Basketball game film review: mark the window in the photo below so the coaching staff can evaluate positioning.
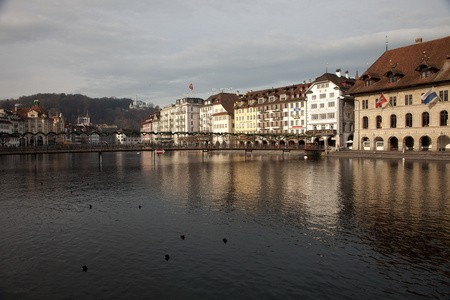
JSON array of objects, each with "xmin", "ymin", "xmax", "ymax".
[
  {"xmin": 320, "ymin": 93, "xmax": 326, "ymax": 99},
  {"xmin": 421, "ymin": 70, "xmax": 432, "ymax": 78},
  {"xmin": 390, "ymin": 114, "xmax": 397, "ymax": 128},
  {"xmin": 365, "ymin": 79, "xmax": 373, "ymax": 86},
  {"xmin": 320, "ymin": 103, "xmax": 325, "ymax": 108},
  {"xmin": 389, "ymin": 75, "xmax": 398, "ymax": 83},
  {"xmin": 405, "ymin": 113, "xmax": 413, "ymax": 127},
  {"xmin": 439, "ymin": 90, "xmax": 448, "ymax": 102},
  {"xmin": 269, "ymin": 96, "xmax": 275, "ymax": 102},
  {"xmin": 422, "ymin": 112, "xmax": 430, "ymax": 127},
  {"xmin": 405, "ymin": 94, "xmax": 412, "ymax": 105},
  {"xmin": 312, "ymin": 114, "xmax": 318, "ymax": 120},
  {"xmin": 328, "ymin": 101, "xmax": 335, "ymax": 107},
  {"xmin": 258, "ymin": 99, "xmax": 264, "ymax": 104},
  {"xmin": 320, "ymin": 113, "xmax": 327, "ymax": 119},
  {"xmin": 312, "ymin": 95, "xmax": 316, "ymax": 100},
  {"xmin": 376, "ymin": 116, "xmax": 382, "ymax": 128},
  {"xmin": 362, "ymin": 116, "xmax": 369, "ymax": 129},
  {"xmin": 441, "ymin": 110, "xmax": 448, "ymax": 126},
  {"xmin": 329, "ymin": 93, "xmax": 335, "ymax": 98},
  {"xmin": 362, "ymin": 99, "xmax": 368, "ymax": 109},
  {"xmin": 327, "ymin": 112, "xmax": 335, "ymax": 119},
  {"xmin": 389, "ymin": 96, "xmax": 397, "ymax": 106}
]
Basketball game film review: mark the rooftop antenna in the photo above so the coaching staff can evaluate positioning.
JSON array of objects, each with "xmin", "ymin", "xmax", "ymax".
[
  {"xmin": 386, "ymin": 35, "xmax": 388, "ymax": 52},
  {"xmin": 326, "ymin": 62, "xmax": 328, "ymax": 73}
]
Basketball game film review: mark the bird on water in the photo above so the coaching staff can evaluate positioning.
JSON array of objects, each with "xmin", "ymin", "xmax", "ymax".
[
  {"xmin": 180, "ymin": 235, "xmax": 185, "ymax": 240},
  {"xmin": 165, "ymin": 254, "xmax": 170, "ymax": 261},
  {"xmin": 82, "ymin": 266, "xmax": 88, "ymax": 272}
]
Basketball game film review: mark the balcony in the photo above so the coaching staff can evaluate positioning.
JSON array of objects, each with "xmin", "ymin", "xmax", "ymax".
[{"xmin": 306, "ymin": 129, "xmax": 336, "ymax": 135}]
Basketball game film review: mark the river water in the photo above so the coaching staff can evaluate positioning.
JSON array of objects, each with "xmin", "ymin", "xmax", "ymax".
[{"xmin": 0, "ymin": 151, "xmax": 449, "ymax": 299}]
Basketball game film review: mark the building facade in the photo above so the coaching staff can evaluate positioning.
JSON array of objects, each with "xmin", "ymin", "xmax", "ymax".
[
  {"xmin": 348, "ymin": 36, "xmax": 450, "ymax": 151},
  {"xmin": 306, "ymin": 70, "xmax": 355, "ymax": 148}
]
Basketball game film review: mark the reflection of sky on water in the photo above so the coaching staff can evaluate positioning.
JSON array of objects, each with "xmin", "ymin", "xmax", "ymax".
[{"xmin": 0, "ymin": 152, "xmax": 448, "ymax": 298}]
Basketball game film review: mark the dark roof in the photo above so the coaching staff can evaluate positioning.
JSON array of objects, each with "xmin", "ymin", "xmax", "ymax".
[
  {"xmin": 312, "ymin": 73, "xmax": 356, "ymax": 90},
  {"xmin": 205, "ymin": 93, "xmax": 239, "ymax": 114},
  {"xmin": 348, "ymin": 36, "xmax": 450, "ymax": 95},
  {"xmin": 240, "ymin": 82, "xmax": 311, "ymax": 106}
]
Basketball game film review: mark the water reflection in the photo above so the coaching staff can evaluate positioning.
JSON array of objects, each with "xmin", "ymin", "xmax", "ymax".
[{"xmin": 0, "ymin": 152, "xmax": 449, "ymax": 299}]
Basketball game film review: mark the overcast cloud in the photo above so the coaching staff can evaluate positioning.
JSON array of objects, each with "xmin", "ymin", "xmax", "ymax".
[{"xmin": 1, "ymin": 0, "xmax": 449, "ymax": 107}]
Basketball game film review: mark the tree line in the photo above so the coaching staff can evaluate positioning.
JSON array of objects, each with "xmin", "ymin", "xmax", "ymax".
[{"xmin": 0, "ymin": 93, "xmax": 159, "ymax": 130}]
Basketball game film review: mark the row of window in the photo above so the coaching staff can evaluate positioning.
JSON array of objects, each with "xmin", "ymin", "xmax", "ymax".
[
  {"xmin": 364, "ymin": 68, "xmax": 435, "ymax": 87},
  {"xmin": 311, "ymin": 92, "xmax": 335, "ymax": 100},
  {"xmin": 362, "ymin": 110, "xmax": 448, "ymax": 129},
  {"xmin": 361, "ymin": 90, "xmax": 449, "ymax": 109},
  {"xmin": 311, "ymin": 113, "xmax": 336, "ymax": 120},
  {"xmin": 257, "ymin": 93, "xmax": 305, "ymax": 104},
  {"xmin": 311, "ymin": 102, "xmax": 335, "ymax": 109}
]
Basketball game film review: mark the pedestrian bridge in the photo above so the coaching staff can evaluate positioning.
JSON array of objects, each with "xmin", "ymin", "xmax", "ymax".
[{"xmin": 0, "ymin": 144, "xmax": 325, "ymax": 155}]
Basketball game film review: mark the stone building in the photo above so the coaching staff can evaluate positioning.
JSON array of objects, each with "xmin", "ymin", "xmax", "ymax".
[{"xmin": 348, "ymin": 36, "xmax": 450, "ymax": 151}]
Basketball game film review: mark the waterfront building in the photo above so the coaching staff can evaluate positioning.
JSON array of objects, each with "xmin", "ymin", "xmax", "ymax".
[
  {"xmin": 240, "ymin": 82, "xmax": 310, "ymax": 147},
  {"xmin": 140, "ymin": 111, "xmax": 160, "ymax": 144},
  {"xmin": 199, "ymin": 97, "xmax": 214, "ymax": 133},
  {"xmin": 115, "ymin": 129, "xmax": 141, "ymax": 145},
  {"xmin": 0, "ymin": 109, "xmax": 22, "ymax": 147},
  {"xmin": 348, "ymin": 36, "xmax": 450, "ymax": 151},
  {"xmin": 208, "ymin": 93, "xmax": 239, "ymax": 146},
  {"xmin": 234, "ymin": 95, "xmax": 257, "ymax": 147},
  {"xmin": 14, "ymin": 100, "xmax": 54, "ymax": 146},
  {"xmin": 306, "ymin": 70, "xmax": 355, "ymax": 149}
]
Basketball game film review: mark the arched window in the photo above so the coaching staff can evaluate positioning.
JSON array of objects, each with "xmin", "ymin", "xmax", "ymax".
[
  {"xmin": 376, "ymin": 116, "xmax": 382, "ymax": 128},
  {"xmin": 422, "ymin": 112, "xmax": 430, "ymax": 127},
  {"xmin": 441, "ymin": 110, "xmax": 448, "ymax": 126},
  {"xmin": 390, "ymin": 114, "xmax": 397, "ymax": 128},
  {"xmin": 405, "ymin": 113, "xmax": 413, "ymax": 127},
  {"xmin": 362, "ymin": 116, "xmax": 369, "ymax": 129}
]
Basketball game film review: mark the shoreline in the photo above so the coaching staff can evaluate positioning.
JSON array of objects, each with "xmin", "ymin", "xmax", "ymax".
[{"xmin": 324, "ymin": 149, "xmax": 450, "ymax": 161}]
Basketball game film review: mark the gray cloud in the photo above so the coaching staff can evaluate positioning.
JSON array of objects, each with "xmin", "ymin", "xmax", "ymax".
[{"xmin": 1, "ymin": 0, "xmax": 449, "ymax": 106}]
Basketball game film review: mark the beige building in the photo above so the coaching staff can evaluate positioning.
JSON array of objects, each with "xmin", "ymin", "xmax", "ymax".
[{"xmin": 348, "ymin": 36, "xmax": 450, "ymax": 151}]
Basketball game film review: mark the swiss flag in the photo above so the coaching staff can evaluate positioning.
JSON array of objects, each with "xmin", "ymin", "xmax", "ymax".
[
  {"xmin": 376, "ymin": 93, "xmax": 387, "ymax": 108},
  {"xmin": 189, "ymin": 83, "xmax": 193, "ymax": 91}
]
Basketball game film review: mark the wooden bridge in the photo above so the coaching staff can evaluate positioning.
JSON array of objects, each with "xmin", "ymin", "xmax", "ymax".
[{"xmin": 0, "ymin": 144, "xmax": 326, "ymax": 156}]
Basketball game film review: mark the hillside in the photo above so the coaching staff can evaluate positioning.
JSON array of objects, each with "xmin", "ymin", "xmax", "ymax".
[{"xmin": 0, "ymin": 93, "xmax": 159, "ymax": 130}]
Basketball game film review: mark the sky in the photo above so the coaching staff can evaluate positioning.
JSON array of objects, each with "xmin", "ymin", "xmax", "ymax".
[{"xmin": 1, "ymin": 0, "xmax": 449, "ymax": 107}]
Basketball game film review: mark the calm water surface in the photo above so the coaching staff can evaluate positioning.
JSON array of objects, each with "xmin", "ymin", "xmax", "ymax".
[{"xmin": 0, "ymin": 151, "xmax": 449, "ymax": 299}]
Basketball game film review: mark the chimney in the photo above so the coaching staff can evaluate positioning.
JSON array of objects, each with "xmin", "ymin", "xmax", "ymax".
[
  {"xmin": 236, "ymin": 90, "xmax": 239, "ymax": 97},
  {"xmin": 415, "ymin": 38, "xmax": 423, "ymax": 44},
  {"xmin": 336, "ymin": 69, "xmax": 341, "ymax": 77},
  {"xmin": 345, "ymin": 70, "xmax": 349, "ymax": 79}
]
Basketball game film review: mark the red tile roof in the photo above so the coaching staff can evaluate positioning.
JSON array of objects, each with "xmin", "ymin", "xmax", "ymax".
[{"xmin": 348, "ymin": 36, "xmax": 450, "ymax": 95}]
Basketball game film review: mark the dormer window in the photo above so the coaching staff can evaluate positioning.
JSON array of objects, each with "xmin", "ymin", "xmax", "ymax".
[
  {"xmin": 384, "ymin": 69, "xmax": 404, "ymax": 83},
  {"xmin": 415, "ymin": 61, "xmax": 439, "ymax": 79},
  {"xmin": 421, "ymin": 70, "xmax": 432, "ymax": 78},
  {"xmin": 389, "ymin": 75, "xmax": 398, "ymax": 83},
  {"xmin": 360, "ymin": 72, "xmax": 380, "ymax": 87}
]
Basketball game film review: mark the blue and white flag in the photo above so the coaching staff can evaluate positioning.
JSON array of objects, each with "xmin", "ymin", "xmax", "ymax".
[{"xmin": 421, "ymin": 87, "xmax": 438, "ymax": 104}]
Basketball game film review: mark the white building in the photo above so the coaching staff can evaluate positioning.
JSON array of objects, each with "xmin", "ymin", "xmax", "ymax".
[{"xmin": 306, "ymin": 70, "xmax": 355, "ymax": 148}]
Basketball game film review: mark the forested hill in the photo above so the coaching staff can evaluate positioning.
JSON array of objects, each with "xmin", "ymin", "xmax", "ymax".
[{"xmin": 0, "ymin": 93, "xmax": 159, "ymax": 130}]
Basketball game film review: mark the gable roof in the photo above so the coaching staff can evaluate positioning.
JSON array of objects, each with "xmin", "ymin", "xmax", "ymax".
[
  {"xmin": 348, "ymin": 36, "xmax": 450, "ymax": 95},
  {"xmin": 311, "ymin": 73, "xmax": 355, "ymax": 90},
  {"xmin": 206, "ymin": 93, "xmax": 239, "ymax": 114}
]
